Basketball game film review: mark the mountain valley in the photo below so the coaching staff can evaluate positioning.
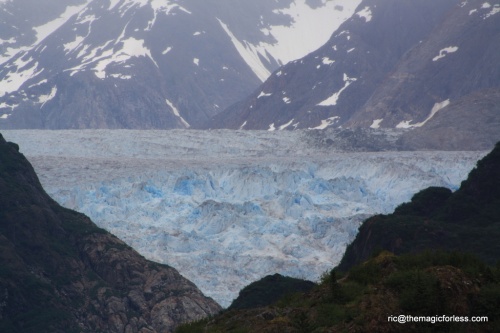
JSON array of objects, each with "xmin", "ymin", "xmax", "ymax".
[
  {"xmin": 1, "ymin": 129, "xmax": 486, "ymax": 307},
  {"xmin": 0, "ymin": 0, "xmax": 499, "ymax": 330}
]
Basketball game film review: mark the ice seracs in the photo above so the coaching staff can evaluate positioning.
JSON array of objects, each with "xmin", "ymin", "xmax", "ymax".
[{"xmin": 1, "ymin": 130, "xmax": 485, "ymax": 307}]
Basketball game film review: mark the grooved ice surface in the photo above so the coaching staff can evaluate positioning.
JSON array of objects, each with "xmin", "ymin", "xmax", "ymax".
[{"xmin": 2, "ymin": 130, "xmax": 485, "ymax": 307}]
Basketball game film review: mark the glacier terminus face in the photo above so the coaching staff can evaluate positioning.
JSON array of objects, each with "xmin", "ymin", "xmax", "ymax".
[{"xmin": 1, "ymin": 130, "xmax": 486, "ymax": 307}]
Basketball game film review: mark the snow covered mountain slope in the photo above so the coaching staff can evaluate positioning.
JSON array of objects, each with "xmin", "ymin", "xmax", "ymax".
[
  {"xmin": 211, "ymin": 0, "xmax": 500, "ymax": 150},
  {"xmin": 0, "ymin": 0, "xmax": 359, "ymax": 129},
  {"xmin": 1, "ymin": 130, "xmax": 485, "ymax": 307},
  {"xmin": 0, "ymin": 0, "xmax": 91, "ymax": 64}
]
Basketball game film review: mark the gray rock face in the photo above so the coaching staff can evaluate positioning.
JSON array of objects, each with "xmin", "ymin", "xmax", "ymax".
[
  {"xmin": 398, "ymin": 88, "xmax": 500, "ymax": 151},
  {"xmin": 347, "ymin": 0, "xmax": 500, "ymax": 129},
  {"xmin": 210, "ymin": 0, "xmax": 500, "ymax": 150},
  {"xmin": 210, "ymin": 0, "xmax": 459, "ymax": 130}
]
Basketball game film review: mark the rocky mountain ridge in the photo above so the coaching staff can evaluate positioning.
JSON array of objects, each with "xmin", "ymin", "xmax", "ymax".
[
  {"xmin": 0, "ymin": 0, "xmax": 358, "ymax": 129},
  {"xmin": 211, "ymin": 0, "xmax": 500, "ymax": 150}
]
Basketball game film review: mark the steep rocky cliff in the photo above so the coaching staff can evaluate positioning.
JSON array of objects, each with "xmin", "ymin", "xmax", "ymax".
[
  {"xmin": 0, "ymin": 133, "xmax": 221, "ymax": 332},
  {"xmin": 209, "ymin": 0, "xmax": 500, "ymax": 150}
]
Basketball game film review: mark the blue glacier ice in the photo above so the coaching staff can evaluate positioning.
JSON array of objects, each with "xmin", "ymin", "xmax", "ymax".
[{"xmin": 1, "ymin": 130, "xmax": 486, "ymax": 307}]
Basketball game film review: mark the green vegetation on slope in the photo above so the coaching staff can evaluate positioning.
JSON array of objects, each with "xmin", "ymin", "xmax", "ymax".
[
  {"xmin": 228, "ymin": 274, "xmax": 316, "ymax": 310},
  {"xmin": 176, "ymin": 251, "xmax": 500, "ymax": 333}
]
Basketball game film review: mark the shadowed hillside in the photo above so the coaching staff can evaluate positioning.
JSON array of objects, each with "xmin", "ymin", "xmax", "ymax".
[
  {"xmin": 0, "ymin": 133, "xmax": 221, "ymax": 333},
  {"xmin": 338, "ymin": 142, "xmax": 500, "ymax": 271}
]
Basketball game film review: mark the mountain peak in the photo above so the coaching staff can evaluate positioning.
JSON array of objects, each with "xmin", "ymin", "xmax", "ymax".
[{"xmin": 0, "ymin": 0, "xmax": 359, "ymax": 130}]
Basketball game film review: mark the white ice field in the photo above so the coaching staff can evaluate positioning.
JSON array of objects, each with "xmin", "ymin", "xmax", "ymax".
[{"xmin": 1, "ymin": 130, "xmax": 486, "ymax": 307}]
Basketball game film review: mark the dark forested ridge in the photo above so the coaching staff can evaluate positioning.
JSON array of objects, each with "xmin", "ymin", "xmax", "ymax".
[
  {"xmin": 0, "ymin": 134, "xmax": 221, "ymax": 333},
  {"xmin": 338, "ymin": 141, "xmax": 500, "ymax": 271},
  {"xmin": 228, "ymin": 274, "xmax": 316, "ymax": 311}
]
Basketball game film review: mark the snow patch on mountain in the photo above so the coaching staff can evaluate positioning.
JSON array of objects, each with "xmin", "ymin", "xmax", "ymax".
[
  {"xmin": 0, "ymin": 56, "xmax": 41, "ymax": 97},
  {"xmin": 257, "ymin": 91, "xmax": 272, "ymax": 98},
  {"xmin": 263, "ymin": 0, "xmax": 362, "ymax": 66},
  {"xmin": 218, "ymin": 0, "xmax": 361, "ymax": 82},
  {"xmin": 91, "ymin": 37, "xmax": 157, "ymax": 79},
  {"xmin": 162, "ymin": 46, "xmax": 172, "ymax": 55},
  {"xmin": 317, "ymin": 73, "xmax": 357, "ymax": 106},
  {"xmin": 108, "ymin": 0, "xmax": 120, "ymax": 10},
  {"xmin": 64, "ymin": 36, "xmax": 85, "ymax": 53},
  {"xmin": 370, "ymin": 119, "xmax": 384, "ymax": 129},
  {"xmin": 33, "ymin": 1, "xmax": 90, "ymax": 45},
  {"xmin": 396, "ymin": 99, "xmax": 451, "ymax": 129},
  {"xmin": 483, "ymin": 3, "xmax": 500, "ymax": 18},
  {"xmin": 217, "ymin": 18, "xmax": 271, "ymax": 82},
  {"xmin": 356, "ymin": 6, "xmax": 373, "ymax": 22},
  {"xmin": 310, "ymin": 116, "xmax": 340, "ymax": 130},
  {"xmin": 37, "ymin": 86, "xmax": 57, "ymax": 107},
  {"xmin": 417, "ymin": 99, "xmax": 451, "ymax": 126},
  {"xmin": 147, "ymin": 0, "xmax": 191, "ymax": 30},
  {"xmin": 166, "ymin": 99, "xmax": 190, "ymax": 128},
  {"xmin": 432, "ymin": 46, "xmax": 459, "ymax": 61},
  {"xmin": 239, "ymin": 121, "xmax": 247, "ymax": 130},
  {"xmin": 322, "ymin": 57, "xmax": 335, "ymax": 65},
  {"xmin": 279, "ymin": 119, "xmax": 295, "ymax": 130}
]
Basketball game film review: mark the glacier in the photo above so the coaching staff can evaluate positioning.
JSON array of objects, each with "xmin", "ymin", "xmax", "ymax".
[{"xmin": 1, "ymin": 130, "xmax": 486, "ymax": 307}]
